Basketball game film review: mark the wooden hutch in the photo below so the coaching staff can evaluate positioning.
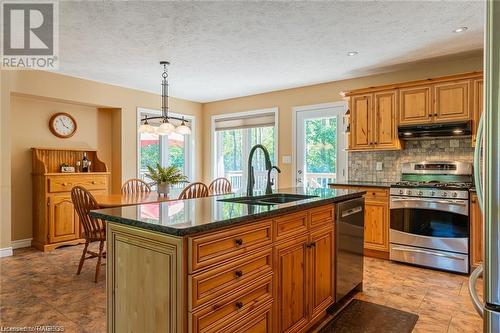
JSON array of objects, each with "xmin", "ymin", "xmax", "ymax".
[{"xmin": 32, "ymin": 148, "xmax": 110, "ymax": 251}]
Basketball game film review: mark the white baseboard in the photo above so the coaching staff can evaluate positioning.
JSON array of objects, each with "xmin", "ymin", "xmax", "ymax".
[
  {"xmin": 11, "ymin": 238, "xmax": 33, "ymax": 249},
  {"xmin": 0, "ymin": 247, "xmax": 13, "ymax": 257}
]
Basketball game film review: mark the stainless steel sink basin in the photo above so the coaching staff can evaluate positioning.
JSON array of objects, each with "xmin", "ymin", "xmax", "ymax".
[{"xmin": 218, "ymin": 193, "xmax": 317, "ymax": 205}]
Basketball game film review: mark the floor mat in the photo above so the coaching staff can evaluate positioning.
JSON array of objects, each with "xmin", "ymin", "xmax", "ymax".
[{"xmin": 319, "ymin": 299, "xmax": 419, "ymax": 333}]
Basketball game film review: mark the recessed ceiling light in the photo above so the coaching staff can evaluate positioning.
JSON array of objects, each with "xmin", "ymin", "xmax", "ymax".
[
  {"xmin": 453, "ymin": 27, "xmax": 468, "ymax": 33},
  {"xmin": 347, "ymin": 51, "xmax": 359, "ymax": 56}
]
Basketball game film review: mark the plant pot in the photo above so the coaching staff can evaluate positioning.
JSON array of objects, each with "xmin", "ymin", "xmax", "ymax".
[{"xmin": 157, "ymin": 182, "xmax": 170, "ymax": 196}]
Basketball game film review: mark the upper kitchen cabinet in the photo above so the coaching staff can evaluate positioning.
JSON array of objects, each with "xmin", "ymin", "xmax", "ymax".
[
  {"xmin": 350, "ymin": 94, "xmax": 372, "ymax": 150},
  {"xmin": 399, "ymin": 86, "xmax": 432, "ymax": 125},
  {"xmin": 349, "ymin": 90, "xmax": 401, "ymax": 151},
  {"xmin": 433, "ymin": 80, "xmax": 471, "ymax": 122},
  {"xmin": 344, "ymin": 71, "xmax": 483, "ymax": 150}
]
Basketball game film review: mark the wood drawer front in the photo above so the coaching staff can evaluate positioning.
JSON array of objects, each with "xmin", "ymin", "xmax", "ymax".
[
  {"xmin": 49, "ymin": 175, "xmax": 108, "ymax": 193},
  {"xmin": 329, "ymin": 185, "xmax": 388, "ymax": 201},
  {"xmin": 274, "ymin": 212, "xmax": 308, "ymax": 241},
  {"xmin": 189, "ymin": 220, "xmax": 273, "ymax": 273},
  {"xmin": 309, "ymin": 205, "xmax": 334, "ymax": 230},
  {"xmin": 364, "ymin": 189, "xmax": 388, "ymax": 201},
  {"xmin": 190, "ymin": 275, "xmax": 273, "ymax": 333},
  {"xmin": 221, "ymin": 300, "xmax": 273, "ymax": 333},
  {"xmin": 190, "ymin": 249, "xmax": 273, "ymax": 310}
]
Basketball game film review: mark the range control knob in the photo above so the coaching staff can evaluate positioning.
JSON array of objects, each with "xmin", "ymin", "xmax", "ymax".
[
  {"xmin": 430, "ymin": 191, "xmax": 436, "ymax": 196},
  {"xmin": 418, "ymin": 191, "xmax": 423, "ymax": 196},
  {"xmin": 399, "ymin": 189, "xmax": 404, "ymax": 195},
  {"xmin": 452, "ymin": 192, "xmax": 458, "ymax": 198},
  {"xmin": 443, "ymin": 192, "xmax": 448, "ymax": 197},
  {"xmin": 407, "ymin": 190, "xmax": 412, "ymax": 195}
]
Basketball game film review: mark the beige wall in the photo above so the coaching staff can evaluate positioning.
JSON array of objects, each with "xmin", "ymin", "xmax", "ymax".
[
  {"xmin": 1, "ymin": 70, "xmax": 203, "ymax": 247},
  {"xmin": 10, "ymin": 95, "xmax": 114, "ymax": 241},
  {"xmin": 201, "ymin": 53, "xmax": 484, "ymax": 187}
]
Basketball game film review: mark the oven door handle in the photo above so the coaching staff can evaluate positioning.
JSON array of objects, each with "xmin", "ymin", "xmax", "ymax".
[
  {"xmin": 391, "ymin": 246, "xmax": 467, "ymax": 261},
  {"xmin": 390, "ymin": 198, "xmax": 467, "ymax": 206}
]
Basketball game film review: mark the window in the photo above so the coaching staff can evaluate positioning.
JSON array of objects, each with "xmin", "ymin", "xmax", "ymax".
[
  {"xmin": 138, "ymin": 108, "xmax": 194, "ymax": 187},
  {"xmin": 213, "ymin": 109, "xmax": 278, "ymax": 192}
]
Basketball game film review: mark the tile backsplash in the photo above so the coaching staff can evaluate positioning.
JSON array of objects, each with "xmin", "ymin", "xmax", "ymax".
[{"xmin": 348, "ymin": 138, "xmax": 474, "ymax": 182}]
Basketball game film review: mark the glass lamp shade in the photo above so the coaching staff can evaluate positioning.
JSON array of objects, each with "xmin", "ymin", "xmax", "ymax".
[
  {"xmin": 157, "ymin": 121, "xmax": 175, "ymax": 135},
  {"xmin": 138, "ymin": 123, "xmax": 155, "ymax": 134},
  {"xmin": 175, "ymin": 123, "xmax": 191, "ymax": 135}
]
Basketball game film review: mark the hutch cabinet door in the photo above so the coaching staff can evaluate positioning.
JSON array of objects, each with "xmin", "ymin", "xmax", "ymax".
[
  {"xmin": 274, "ymin": 234, "xmax": 309, "ymax": 333},
  {"xmin": 363, "ymin": 200, "xmax": 389, "ymax": 252},
  {"xmin": 308, "ymin": 226, "xmax": 334, "ymax": 321},
  {"xmin": 398, "ymin": 86, "xmax": 432, "ymax": 125},
  {"xmin": 433, "ymin": 80, "xmax": 471, "ymax": 122},
  {"xmin": 48, "ymin": 195, "xmax": 79, "ymax": 243},
  {"xmin": 350, "ymin": 94, "xmax": 373, "ymax": 149},
  {"xmin": 373, "ymin": 90, "xmax": 399, "ymax": 149}
]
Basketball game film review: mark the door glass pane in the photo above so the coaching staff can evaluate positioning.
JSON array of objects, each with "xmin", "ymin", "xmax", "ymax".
[
  {"xmin": 139, "ymin": 132, "xmax": 160, "ymax": 182},
  {"xmin": 168, "ymin": 132, "xmax": 186, "ymax": 188},
  {"xmin": 216, "ymin": 126, "xmax": 276, "ymax": 191},
  {"xmin": 304, "ymin": 117, "xmax": 337, "ymax": 188}
]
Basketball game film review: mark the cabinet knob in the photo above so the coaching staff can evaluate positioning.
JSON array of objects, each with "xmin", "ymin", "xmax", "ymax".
[
  {"xmin": 62, "ymin": 183, "xmax": 67, "ymax": 186},
  {"xmin": 235, "ymin": 301, "xmax": 243, "ymax": 309},
  {"xmin": 235, "ymin": 238, "xmax": 243, "ymax": 246},
  {"xmin": 235, "ymin": 270, "xmax": 243, "ymax": 278},
  {"xmin": 428, "ymin": 114, "xmax": 432, "ymax": 117},
  {"xmin": 92, "ymin": 181, "xmax": 96, "ymax": 184},
  {"xmin": 434, "ymin": 113, "xmax": 438, "ymax": 116}
]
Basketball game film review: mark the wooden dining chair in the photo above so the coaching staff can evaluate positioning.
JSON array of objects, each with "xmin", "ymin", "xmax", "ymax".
[
  {"xmin": 71, "ymin": 186, "xmax": 106, "ymax": 283},
  {"xmin": 208, "ymin": 177, "xmax": 232, "ymax": 195},
  {"xmin": 178, "ymin": 182, "xmax": 209, "ymax": 200},
  {"xmin": 121, "ymin": 178, "xmax": 151, "ymax": 194}
]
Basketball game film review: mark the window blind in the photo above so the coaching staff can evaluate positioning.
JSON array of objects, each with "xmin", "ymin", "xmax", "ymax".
[{"xmin": 214, "ymin": 112, "xmax": 275, "ymax": 131}]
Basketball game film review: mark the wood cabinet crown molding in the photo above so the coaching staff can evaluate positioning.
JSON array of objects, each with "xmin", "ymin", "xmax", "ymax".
[{"xmin": 342, "ymin": 71, "xmax": 483, "ymax": 97}]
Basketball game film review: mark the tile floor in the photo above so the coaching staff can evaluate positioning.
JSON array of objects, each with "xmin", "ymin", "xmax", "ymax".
[{"xmin": 0, "ymin": 245, "xmax": 483, "ymax": 332}]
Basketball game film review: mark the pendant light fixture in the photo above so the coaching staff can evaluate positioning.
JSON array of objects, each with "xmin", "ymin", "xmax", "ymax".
[{"xmin": 138, "ymin": 61, "xmax": 191, "ymax": 135}]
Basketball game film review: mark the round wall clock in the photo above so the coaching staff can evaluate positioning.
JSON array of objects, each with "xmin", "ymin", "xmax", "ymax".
[{"xmin": 49, "ymin": 112, "xmax": 77, "ymax": 138}]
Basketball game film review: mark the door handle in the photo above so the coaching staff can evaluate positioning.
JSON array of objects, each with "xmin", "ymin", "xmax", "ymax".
[{"xmin": 468, "ymin": 264, "xmax": 484, "ymax": 317}]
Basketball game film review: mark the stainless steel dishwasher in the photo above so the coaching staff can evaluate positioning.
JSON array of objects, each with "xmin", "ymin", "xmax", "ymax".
[{"xmin": 335, "ymin": 197, "xmax": 365, "ymax": 301}]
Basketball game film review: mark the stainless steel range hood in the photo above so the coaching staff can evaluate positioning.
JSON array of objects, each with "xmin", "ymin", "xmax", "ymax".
[{"xmin": 398, "ymin": 121, "xmax": 471, "ymax": 139}]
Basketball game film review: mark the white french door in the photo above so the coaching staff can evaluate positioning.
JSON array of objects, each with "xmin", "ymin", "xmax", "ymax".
[{"xmin": 295, "ymin": 103, "xmax": 348, "ymax": 188}]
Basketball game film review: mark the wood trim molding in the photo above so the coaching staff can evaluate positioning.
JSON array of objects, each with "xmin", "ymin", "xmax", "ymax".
[
  {"xmin": 343, "ymin": 71, "xmax": 483, "ymax": 97},
  {"xmin": 11, "ymin": 238, "xmax": 33, "ymax": 249}
]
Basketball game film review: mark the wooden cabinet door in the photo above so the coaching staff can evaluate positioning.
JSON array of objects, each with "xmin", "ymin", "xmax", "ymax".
[
  {"xmin": 274, "ymin": 235, "xmax": 309, "ymax": 333},
  {"xmin": 399, "ymin": 86, "xmax": 432, "ymax": 125},
  {"xmin": 433, "ymin": 80, "xmax": 471, "ymax": 122},
  {"xmin": 364, "ymin": 200, "xmax": 389, "ymax": 252},
  {"xmin": 48, "ymin": 195, "xmax": 79, "ymax": 243},
  {"xmin": 308, "ymin": 226, "xmax": 334, "ymax": 321},
  {"xmin": 350, "ymin": 94, "xmax": 373, "ymax": 149},
  {"xmin": 472, "ymin": 78, "xmax": 484, "ymax": 145},
  {"xmin": 470, "ymin": 193, "xmax": 484, "ymax": 267},
  {"xmin": 374, "ymin": 90, "xmax": 399, "ymax": 149}
]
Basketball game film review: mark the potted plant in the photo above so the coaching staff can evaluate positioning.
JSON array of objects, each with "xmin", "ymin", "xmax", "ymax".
[{"xmin": 145, "ymin": 163, "xmax": 188, "ymax": 196}]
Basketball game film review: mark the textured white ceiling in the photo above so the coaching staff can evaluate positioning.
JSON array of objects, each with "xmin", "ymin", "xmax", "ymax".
[{"xmin": 56, "ymin": 1, "xmax": 484, "ymax": 102}]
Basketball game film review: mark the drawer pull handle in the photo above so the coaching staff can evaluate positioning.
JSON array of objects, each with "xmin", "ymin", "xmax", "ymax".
[
  {"xmin": 235, "ymin": 270, "xmax": 243, "ymax": 278},
  {"xmin": 235, "ymin": 238, "xmax": 243, "ymax": 246},
  {"xmin": 92, "ymin": 181, "xmax": 96, "ymax": 184},
  {"xmin": 235, "ymin": 301, "xmax": 243, "ymax": 309}
]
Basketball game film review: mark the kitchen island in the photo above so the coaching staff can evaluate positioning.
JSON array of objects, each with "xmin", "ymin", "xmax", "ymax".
[{"xmin": 91, "ymin": 187, "xmax": 365, "ymax": 333}]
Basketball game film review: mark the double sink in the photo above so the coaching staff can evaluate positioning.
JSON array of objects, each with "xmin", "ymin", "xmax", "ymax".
[{"xmin": 218, "ymin": 193, "xmax": 317, "ymax": 206}]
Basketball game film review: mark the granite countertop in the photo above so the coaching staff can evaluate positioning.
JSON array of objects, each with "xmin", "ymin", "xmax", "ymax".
[
  {"xmin": 90, "ymin": 187, "xmax": 365, "ymax": 236},
  {"xmin": 328, "ymin": 181, "xmax": 393, "ymax": 188}
]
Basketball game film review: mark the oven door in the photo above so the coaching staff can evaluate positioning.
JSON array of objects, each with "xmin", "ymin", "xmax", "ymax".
[{"xmin": 390, "ymin": 196, "xmax": 469, "ymax": 254}]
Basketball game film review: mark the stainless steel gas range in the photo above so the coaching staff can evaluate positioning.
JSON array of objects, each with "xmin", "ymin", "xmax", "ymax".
[{"xmin": 389, "ymin": 161, "xmax": 472, "ymax": 273}]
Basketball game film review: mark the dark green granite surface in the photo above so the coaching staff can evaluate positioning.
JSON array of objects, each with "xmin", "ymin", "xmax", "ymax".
[
  {"xmin": 328, "ymin": 181, "xmax": 393, "ymax": 188},
  {"xmin": 90, "ymin": 187, "xmax": 365, "ymax": 236}
]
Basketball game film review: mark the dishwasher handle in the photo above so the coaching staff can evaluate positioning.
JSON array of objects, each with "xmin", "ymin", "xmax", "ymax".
[{"xmin": 341, "ymin": 206, "xmax": 363, "ymax": 218}]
